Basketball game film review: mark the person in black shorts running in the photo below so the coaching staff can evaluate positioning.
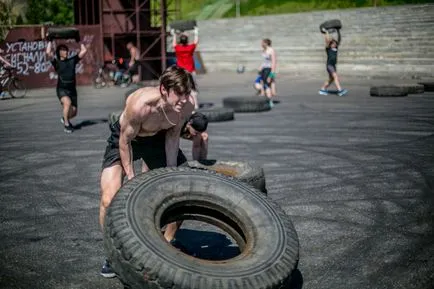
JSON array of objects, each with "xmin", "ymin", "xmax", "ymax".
[
  {"xmin": 318, "ymin": 30, "xmax": 347, "ymax": 96},
  {"xmin": 46, "ymin": 41, "xmax": 87, "ymax": 133}
]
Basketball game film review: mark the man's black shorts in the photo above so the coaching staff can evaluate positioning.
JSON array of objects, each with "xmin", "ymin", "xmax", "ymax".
[
  {"xmin": 101, "ymin": 120, "xmax": 187, "ymax": 170},
  {"xmin": 57, "ymin": 86, "xmax": 78, "ymax": 107},
  {"xmin": 327, "ymin": 64, "xmax": 337, "ymax": 75},
  {"xmin": 128, "ymin": 62, "xmax": 140, "ymax": 76}
]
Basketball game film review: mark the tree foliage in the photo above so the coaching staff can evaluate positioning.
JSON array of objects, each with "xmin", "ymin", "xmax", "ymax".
[
  {"xmin": 26, "ymin": 0, "xmax": 74, "ymax": 25},
  {"xmin": 0, "ymin": 0, "xmax": 73, "ymax": 42},
  {"xmin": 0, "ymin": 0, "xmax": 27, "ymax": 42}
]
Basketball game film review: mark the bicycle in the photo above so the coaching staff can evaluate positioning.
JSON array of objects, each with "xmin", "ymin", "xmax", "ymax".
[{"xmin": 0, "ymin": 67, "xmax": 27, "ymax": 99}]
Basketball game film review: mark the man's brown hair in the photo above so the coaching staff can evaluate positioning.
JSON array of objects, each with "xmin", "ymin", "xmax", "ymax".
[{"xmin": 159, "ymin": 65, "xmax": 194, "ymax": 96}]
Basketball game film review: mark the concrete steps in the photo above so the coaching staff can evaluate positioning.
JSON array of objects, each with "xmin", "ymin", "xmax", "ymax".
[{"xmin": 194, "ymin": 4, "xmax": 434, "ymax": 79}]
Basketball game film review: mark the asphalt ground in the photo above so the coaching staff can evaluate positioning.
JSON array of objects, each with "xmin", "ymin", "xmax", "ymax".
[{"xmin": 0, "ymin": 72, "xmax": 433, "ymax": 289}]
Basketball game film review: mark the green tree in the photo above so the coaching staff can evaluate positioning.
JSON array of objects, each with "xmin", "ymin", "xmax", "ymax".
[
  {"xmin": 0, "ymin": 0, "xmax": 27, "ymax": 41},
  {"xmin": 25, "ymin": 0, "xmax": 73, "ymax": 25}
]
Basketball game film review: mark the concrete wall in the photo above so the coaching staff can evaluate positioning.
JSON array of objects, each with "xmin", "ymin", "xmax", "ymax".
[{"xmin": 175, "ymin": 4, "xmax": 434, "ymax": 79}]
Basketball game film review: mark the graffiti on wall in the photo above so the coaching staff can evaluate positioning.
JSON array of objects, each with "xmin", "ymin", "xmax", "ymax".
[
  {"xmin": 3, "ymin": 40, "xmax": 51, "ymax": 76},
  {"xmin": 4, "ymin": 34, "xmax": 96, "ymax": 77},
  {"xmin": 0, "ymin": 25, "xmax": 102, "ymax": 88}
]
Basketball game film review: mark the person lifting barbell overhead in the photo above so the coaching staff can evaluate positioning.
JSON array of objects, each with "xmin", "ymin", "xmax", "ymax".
[
  {"xmin": 45, "ymin": 37, "xmax": 88, "ymax": 133},
  {"xmin": 318, "ymin": 27, "xmax": 348, "ymax": 96}
]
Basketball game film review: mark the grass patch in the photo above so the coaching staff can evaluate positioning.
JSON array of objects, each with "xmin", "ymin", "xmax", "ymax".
[{"xmin": 168, "ymin": 0, "xmax": 434, "ymax": 21}]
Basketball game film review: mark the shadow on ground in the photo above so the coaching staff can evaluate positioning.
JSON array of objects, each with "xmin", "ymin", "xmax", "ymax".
[
  {"xmin": 174, "ymin": 228, "xmax": 303, "ymax": 289},
  {"xmin": 73, "ymin": 118, "xmax": 108, "ymax": 130}
]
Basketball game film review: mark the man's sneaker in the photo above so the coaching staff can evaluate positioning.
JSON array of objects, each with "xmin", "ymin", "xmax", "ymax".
[
  {"xmin": 64, "ymin": 123, "xmax": 73, "ymax": 133},
  {"xmin": 318, "ymin": 89, "xmax": 328, "ymax": 95},
  {"xmin": 337, "ymin": 89, "xmax": 348, "ymax": 96},
  {"xmin": 100, "ymin": 259, "xmax": 116, "ymax": 278}
]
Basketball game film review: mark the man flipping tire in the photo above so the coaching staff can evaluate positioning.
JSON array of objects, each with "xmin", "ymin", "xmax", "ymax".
[{"xmin": 99, "ymin": 66, "xmax": 195, "ymax": 278}]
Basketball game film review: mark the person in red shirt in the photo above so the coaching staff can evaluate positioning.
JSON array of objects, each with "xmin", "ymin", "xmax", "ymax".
[{"xmin": 172, "ymin": 27, "xmax": 199, "ymax": 110}]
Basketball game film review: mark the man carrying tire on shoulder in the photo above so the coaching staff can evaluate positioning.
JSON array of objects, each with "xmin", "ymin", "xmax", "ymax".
[
  {"xmin": 46, "ymin": 40, "xmax": 87, "ymax": 133},
  {"xmin": 318, "ymin": 29, "xmax": 348, "ymax": 97},
  {"xmin": 99, "ymin": 65, "xmax": 195, "ymax": 278}
]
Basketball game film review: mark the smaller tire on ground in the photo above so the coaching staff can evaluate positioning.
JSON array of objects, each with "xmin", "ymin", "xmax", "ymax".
[
  {"xmin": 418, "ymin": 82, "xmax": 434, "ymax": 92},
  {"xmin": 185, "ymin": 159, "xmax": 267, "ymax": 194},
  {"xmin": 395, "ymin": 84, "xmax": 425, "ymax": 94},
  {"xmin": 223, "ymin": 96, "xmax": 271, "ymax": 113},
  {"xmin": 196, "ymin": 107, "xmax": 234, "ymax": 122},
  {"xmin": 370, "ymin": 86, "xmax": 408, "ymax": 97}
]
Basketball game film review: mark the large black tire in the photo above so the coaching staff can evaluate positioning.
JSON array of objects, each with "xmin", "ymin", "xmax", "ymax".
[
  {"xmin": 170, "ymin": 20, "xmax": 197, "ymax": 31},
  {"xmin": 223, "ymin": 96, "xmax": 271, "ymax": 113},
  {"xmin": 418, "ymin": 82, "xmax": 434, "ymax": 92},
  {"xmin": 319, "ymin": 19, "xmax": 342, "ymax": 33},
  {"xmin": 370, "ymin": 86, "xmax": 408, "ymax": 97},
  {"xmin": 396, "ymin": 84, "xmax": 424, "ymax": 94},
  {"xmin": 185, "ymin": 159, "xmax": 267, "ymax": 194},
  {"xmin": 8, "ymin": 78, "xmax": 27, "ymax": 98},
  {"xmin": 104, "ymin": 167, "xmax": 299, "ymax": 289},
  {"xmin": 46, "ymin": 27, "xmax": 80, "ymax": 42},
  {"xmin": 196, "ymin": 107, "xmax": 234, "ymax": 122}
]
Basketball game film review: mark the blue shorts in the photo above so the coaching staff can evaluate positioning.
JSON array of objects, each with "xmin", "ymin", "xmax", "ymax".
[{"xmin": 254, "ymin": 75, "xmax": 269, "ymax": 89}]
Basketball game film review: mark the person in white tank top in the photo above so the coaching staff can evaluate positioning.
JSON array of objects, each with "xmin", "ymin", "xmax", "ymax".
[{"xmin": 254, "ymin": 39, "xmax": 277, "ymax": 107}]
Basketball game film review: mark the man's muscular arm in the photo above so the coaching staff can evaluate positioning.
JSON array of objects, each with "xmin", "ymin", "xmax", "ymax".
[{"xmin": 119, "ymin": 105, "xmax": 149, "ymax": 180}]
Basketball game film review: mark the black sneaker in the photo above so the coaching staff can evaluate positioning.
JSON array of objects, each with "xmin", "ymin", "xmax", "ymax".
[
  {"xmin": 64, "ymin": 123, "xmax": 73, "ymax": 133},
  {"xmin": 100, "ymin": 259, "xmax": 116, "ymax": 278}
]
